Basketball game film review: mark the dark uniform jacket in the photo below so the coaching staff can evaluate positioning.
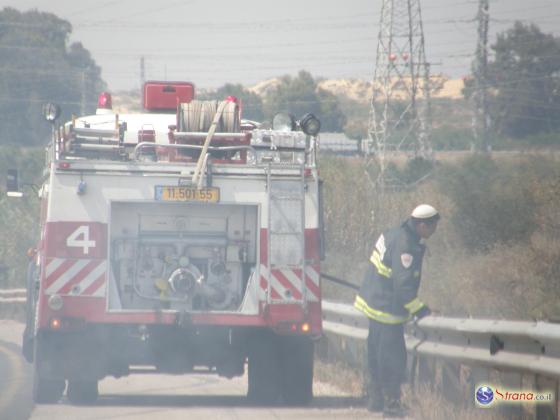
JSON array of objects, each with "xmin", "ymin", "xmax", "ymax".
[{"xmin": 354, "ymin": 219, "xmax": 427, "ymax": 324}]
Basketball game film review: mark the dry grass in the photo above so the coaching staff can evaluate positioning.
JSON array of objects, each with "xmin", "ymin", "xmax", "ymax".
[
  {"xmin": 314, "ymin": 360, "xmax": 508, "ymax": 419},
  {"xmin": 314, "ymin": 359, "xmax": 364, "ymax": 397},
  {"xmin": 404, "ymin": 385, "xmax": 507, "ymax": 420}
]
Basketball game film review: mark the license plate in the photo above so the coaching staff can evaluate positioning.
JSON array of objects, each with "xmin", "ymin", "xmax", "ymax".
[{"xmin": 154, "ymin": 186, "xmax": 220, "ymax": 202}]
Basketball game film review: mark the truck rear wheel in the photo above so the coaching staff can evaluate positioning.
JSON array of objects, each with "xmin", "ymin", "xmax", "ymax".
[
  {"xmin": 67, "ymin": 380, "xmax": 99, "ymax": 404},
  {"xmin": 32, "ymin": 373, "xmax": 65, "ymax": 404},
  {"xmin": 22, "ymin": 261, "xmax": 37, "ymax": 363},
  {"xmin": 280, "ymin": 336, "xmax": 314, "ymax": 406},
  {"xmin": 247, "ymin": 332, "xmax": 281, "ymax": 405},
  {"xmin": 32, "ymin": 338, "xmax": 65, "ymax": 404}
]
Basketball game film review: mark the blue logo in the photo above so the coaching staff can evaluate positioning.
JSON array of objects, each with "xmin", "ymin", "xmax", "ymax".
[{"xmin": 476, "ymin": 386, "xmax": 494, "ymax": 405}]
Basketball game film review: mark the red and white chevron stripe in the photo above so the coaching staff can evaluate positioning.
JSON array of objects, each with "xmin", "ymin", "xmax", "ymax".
[
  {"xmin": 44, "ymin": 258, "xmax": 107, "ymax": 297},
  {"xmin": 259, "ymin": 264, "xmax": 320, "ymax": 302}
]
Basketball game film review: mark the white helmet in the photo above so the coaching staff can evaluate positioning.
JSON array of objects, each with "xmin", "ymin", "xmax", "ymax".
[{"xmin": 411, "ymin": 204, "xmax": 440, "ymax": 221}]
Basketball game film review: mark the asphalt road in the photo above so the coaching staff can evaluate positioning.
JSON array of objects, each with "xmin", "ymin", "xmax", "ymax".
[
  {"xmin": 0, "ymin": 322, "xmax": 33, "ymax": 420},
  {"xmin": 0, "ymin": 320, "xmax": 375, "ymax": 420}
]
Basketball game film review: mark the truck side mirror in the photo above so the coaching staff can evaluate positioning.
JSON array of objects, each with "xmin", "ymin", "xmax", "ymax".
[
  {"xmin": 7, "ymin": 169, "xmax": 23, "ymax": 198},
  {"xmin": 42, "ymin": 103, "xmax": 61, "ymax": 123}
]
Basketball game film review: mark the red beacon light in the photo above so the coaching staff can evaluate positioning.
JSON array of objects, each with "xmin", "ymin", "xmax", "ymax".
[
  {"xmin": 224, "ymin": 95, "xmax": 242, "ymax": 119},
  {"xmin": 96, "ymin": 92, "xmax": 113, "ymax": 114}
]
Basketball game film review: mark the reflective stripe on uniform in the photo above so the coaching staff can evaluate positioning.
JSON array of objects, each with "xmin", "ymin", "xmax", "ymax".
[
  {"xmin": 404, "ymin": 297, "xmax": 424, "ymax": 314},
  {"xmin": 354, "ymin": 295, "xmax": 410, "ymax": 324},
  {"xmin": 370, "ymin": 250, "xmax": 392, "ymax": 278}
]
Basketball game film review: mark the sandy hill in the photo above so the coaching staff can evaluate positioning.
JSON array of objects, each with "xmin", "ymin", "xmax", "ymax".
[{"xmin": 249, "ymin": 76, "xmax": 465, "ymax": 103}]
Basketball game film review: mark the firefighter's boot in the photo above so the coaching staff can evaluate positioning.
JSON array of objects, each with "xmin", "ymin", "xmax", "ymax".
[
  {"xmin": 383, "ymin": 398, "xmax": 407, "ymax": 418},
  {"xmin": 366, "ymin": 382, "xmax": 384, "ymax": 412}
]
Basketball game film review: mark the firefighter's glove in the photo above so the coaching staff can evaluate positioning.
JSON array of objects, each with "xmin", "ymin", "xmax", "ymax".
[{"xmin": 414, "ymin": 305, "xmax": 431, "ymax": 320}]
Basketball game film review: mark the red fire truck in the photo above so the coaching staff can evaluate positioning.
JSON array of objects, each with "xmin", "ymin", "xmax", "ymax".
[{"xmin": 12, "ymin": 81, "xmax": 324, "ymax": 405}]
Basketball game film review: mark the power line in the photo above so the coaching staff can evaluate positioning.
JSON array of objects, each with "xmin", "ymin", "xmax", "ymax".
[{"xmin": 65, "ymin": 0, "xmax": 124, "ymax": 18}]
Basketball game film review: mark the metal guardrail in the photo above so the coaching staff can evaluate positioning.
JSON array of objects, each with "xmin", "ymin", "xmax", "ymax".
[
  {"xmin": 322, "ymin": 300, "xmax": 560, "ymax": 377},
  {"xmin": 321, "ymin": 300, "xmax": 560, "ymax": 418},
  {"xmin": 0, "ymin": 288, "xmax": 26, "ymax": 303}
]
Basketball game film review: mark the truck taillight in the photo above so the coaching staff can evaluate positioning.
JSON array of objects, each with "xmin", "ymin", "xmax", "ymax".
[
  {"xmin": 48, "ymin": 316, "xmax": 86, "ymax": 331},
  {"xmin": 97, "ymin": 92, "xmax": 112, "ymax": 110},
  {"xmin": 276, "ymin": 321, "xmax": 311, "ymax": 335},
  {"xmin": 50, "ymin": 318, "xmax": 62, "ymax": 330}
]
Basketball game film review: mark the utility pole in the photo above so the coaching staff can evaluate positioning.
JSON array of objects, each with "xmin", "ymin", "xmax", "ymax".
[
  {"xmin": 367, "ymin": 0, "xmax": 433, "ymax": 185},
  {"xmin": 80, "ymin": 70, "xmax": 86, "ymax": 116},
  {"xmin": 472, "ymin": 0, "xmax": 490, "ymax": 152},
  {"xmin": 140, "ymin": 56, "xmax": 146, "ymax": 88}
]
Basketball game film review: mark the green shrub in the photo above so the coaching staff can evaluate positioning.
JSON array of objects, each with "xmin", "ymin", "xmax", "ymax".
[
  {"xmin": 401, "ymin": 157, "xmax": 434, "ymax": 185},
  {"xmin": 522, "ymin": 131, "xmax": 560, "ymax": 147},
  {"xmin": 436, "ymin": 155, "xmax": 538, "ymax": 250},
  {"xmin": 431, "ymin": 126, "xmax": 472, "ymax": 150},
  {"xmin": 0, "ymin": 146, "xmax": 43, "ymax": 288}
]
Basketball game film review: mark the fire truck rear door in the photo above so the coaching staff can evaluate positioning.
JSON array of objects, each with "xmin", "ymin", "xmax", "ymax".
[{"xmin": 266, "ymin": 165, "xmax": 306, "ymax": 305}]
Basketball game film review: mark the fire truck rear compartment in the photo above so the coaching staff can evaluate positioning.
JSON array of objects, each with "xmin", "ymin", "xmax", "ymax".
[{"xmin": 109, "ymin": 201, "xmax": 258, "ymax": 312}]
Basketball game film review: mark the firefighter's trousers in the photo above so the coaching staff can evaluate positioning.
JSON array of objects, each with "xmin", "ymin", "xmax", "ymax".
[{"xmin": 367, "ymin": 319, "xmax": 406, "ymax": 401}]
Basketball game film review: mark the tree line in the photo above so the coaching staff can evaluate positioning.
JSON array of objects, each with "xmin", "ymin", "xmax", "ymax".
[
  {"xmin": 463, "ymin": 22, "xmax": 560, "ymax": 143},
  {"xmin": 0, "ymin": 8, "xmax": 105, "ymax": 145}
]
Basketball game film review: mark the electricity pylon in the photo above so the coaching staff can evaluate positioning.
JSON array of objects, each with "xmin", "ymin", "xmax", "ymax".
[{"xmin": 367, "ymin": 0, "xmax": 433, "ymax": 184}]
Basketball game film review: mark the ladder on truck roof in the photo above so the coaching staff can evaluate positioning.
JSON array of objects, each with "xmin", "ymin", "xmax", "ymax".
[
  {"xmin": 58, "ymin": 122, "xmax": 126, "ymax": 160},
  {"xmin": 266, "ymin": 164, "xmax": 307, "ymax": 305}
]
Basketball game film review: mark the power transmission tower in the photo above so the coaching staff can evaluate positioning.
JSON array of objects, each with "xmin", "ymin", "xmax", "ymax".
[
  {"xmin": 472, "ymin": 0, "xmax": 490, "ymax": 152},
  {"xmin": 367, "ymin": 0, "xmax": 433, "ymax": 184}
]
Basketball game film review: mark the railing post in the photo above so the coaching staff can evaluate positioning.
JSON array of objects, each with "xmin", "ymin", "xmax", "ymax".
[
  {"xmin": 535, "ymin": 374, "xmax": 558, "ymax": 420},
  {"xmin": 440, "ymin": 361, "xmax": 463, "ymax": 405}
]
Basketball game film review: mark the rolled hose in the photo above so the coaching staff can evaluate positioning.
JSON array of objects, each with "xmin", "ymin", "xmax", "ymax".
[{"xmin": 179, "ymin": 100, "xmax": 239, "ymax": 133}]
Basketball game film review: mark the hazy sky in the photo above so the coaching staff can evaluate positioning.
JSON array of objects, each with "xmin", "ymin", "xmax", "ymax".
[{"xmin": 3, "ymin": 0, "xmax": 560, "ymax": 92}]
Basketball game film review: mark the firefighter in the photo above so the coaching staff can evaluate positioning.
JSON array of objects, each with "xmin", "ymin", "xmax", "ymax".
[{"xmin": 354, "ymin": 204, "xmax": 440, "ymax": 417}]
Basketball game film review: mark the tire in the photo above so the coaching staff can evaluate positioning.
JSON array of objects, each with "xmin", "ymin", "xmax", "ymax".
[
  {"xmin": 247, "ymin": 332, "xmax": 281, "ymax": 405},
  {"xmin": 21, "ymin": 327, "xmax": 34, "ymax": 363},
  {"xmin": 280, "ymin": 336, "xmax": 314, "ymax": 406},
  {"xmin": 22, "ymin": 261, "xmax": 37, "ymax": 363},
  {"xmin": 67, "ymin": 380, "xmax": 99, "ymax": 405},
  {"xmin": 32, "ymin": 376, "xmax": 65, "ymax": 404},
  {"xmin": 32, "ymin": 337, "xmax": 66, "ymax": 404}
]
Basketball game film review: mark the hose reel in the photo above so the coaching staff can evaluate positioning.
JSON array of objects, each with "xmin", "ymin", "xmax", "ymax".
[{"xmin": 179, "ymin": 100, "xmax": 239, "ymax": 133}]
